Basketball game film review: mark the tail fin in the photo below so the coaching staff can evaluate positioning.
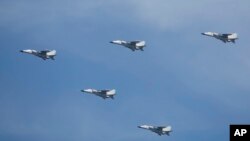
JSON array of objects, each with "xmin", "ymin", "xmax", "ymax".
[
  {"xmin": 163, "ymin": 126, "xmax": 172, "ymax": 132},
  {"xmin": 230, "ymin": 33, "xmax": 238, "ymax": 39},
  {"xmin": 107, "ymin": 89, "xmax": 116, "ymax": 95},
  {"xmin": 164, "ymin": 126, "xmax": 172, "ymax": 136},
  {"xmin": 47, "ymin": 50, "xmax": 56, "ymax": 56},
  {"xmin": 166, "ymin": 126, "xmax": 172, "ymax": 131},
  {"xmin": 136, "ymin": 41, "xmax": 146, "ymax": 47}
]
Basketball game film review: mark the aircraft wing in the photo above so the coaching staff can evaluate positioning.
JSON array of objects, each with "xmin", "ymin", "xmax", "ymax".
[
  {"xmin": 129, "ymin": 41, "xmax": 140, "ymax": 45},
  {"xmin": 156, "ymin": 127, "xmax": 165, "ymax": 131},
  {"xmin": 222, "ymin": 33, "xmax": 232, "ymax": 36},
  {"xmin": 37, "ymin": 55, "xmax": 47, "ymax": 60},
  {"xmin": 100, "ymin": 90, "xmax": 109, "ymax": 93},
  {"xmin": 221, "ymin": 33, "xmax": 232, "ymax": 38},
  {"xmin": 40, "ymin": 50, "xmax": 50, "ymax": 55},
  {"xmin": 157, "ymin": 133, "xmax": 162, "ymax": 136},
  {"xmin": 219, "ymin": 38, "xmax": 227, "ymax": 43},
  {"xmin": 151, "ymin": 129, "xmax": 163, "ymax": 135}
]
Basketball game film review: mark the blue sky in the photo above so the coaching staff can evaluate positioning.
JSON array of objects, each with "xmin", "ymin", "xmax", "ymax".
[{"xmin": 1, "ymin": 0, "xmax": 250, "ymax": 141}]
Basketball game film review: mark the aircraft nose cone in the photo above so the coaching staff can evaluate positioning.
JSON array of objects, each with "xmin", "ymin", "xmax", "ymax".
[
  {"xmin": 110, "ymin": 41, "xmax": 114, "ymax": 43},
  {"xmin": 20, "ymin": 50, "xmax": 24, "ymax": 53},
  {"xmin": 83, "ymin": 89, "xmax": 92, "ymax": 93},
  {"xmin": 138, "ymin": 126, "xmax": 142, "ymax": 128},
  {"xmin": 201, "ymin": 33, "xmax": 205, "ymax": 35}
]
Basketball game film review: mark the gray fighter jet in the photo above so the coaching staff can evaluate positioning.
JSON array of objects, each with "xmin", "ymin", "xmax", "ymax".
[
  {"xmin": 201, "ymin": 32, "xmax": 238, "ymax": 43},
  {"xmin": 110, "ymin": 40, "xmax": 146, "ymax": 51},
  {"xmin": 138, "ymin": 125, "xmax": 172, "ymax": 136},
  {"xmin": 81, "ymin": 89, "xmax": 116, "ymax": 99},
  {"xmin": 20, "ymin": 49, "xmax": 56, "ymax": 60}
]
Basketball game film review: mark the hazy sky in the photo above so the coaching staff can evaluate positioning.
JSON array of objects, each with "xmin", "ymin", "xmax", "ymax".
[{"xmin": 1, "ymin": 0, "xmax": 250, "ymax": 141}]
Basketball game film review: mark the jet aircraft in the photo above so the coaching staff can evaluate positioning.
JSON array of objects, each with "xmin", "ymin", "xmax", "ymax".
[
  {"xmin": 81, "ymin": 89, "xmax": 116, "ymax": 99},
  {"xmin": 110, "ymin": 40, "xmax": 146, "ymax": 51},
  {"xmin": 20, "ymin": 49, "xmax": 56, "ymax": 60},
  {"xmin": 138, "ymin": 125, "xmax": 172, "ymax": 136},
  {"xmin": 201, "ymin": 32, "xmax": 238, "ymax": 43}
]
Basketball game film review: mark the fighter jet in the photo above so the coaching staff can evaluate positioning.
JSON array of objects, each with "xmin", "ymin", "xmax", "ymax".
[
  {"xmin": 201, "ymin": 32, "xmax": 238, "ymax": 43},
  {"xmin": 81, "ymin": 89, "xmax": 116, "ymax": 99},
  {"xmin": 20, "ymin": 49, "xmax": 56, "ymax": 60},
  {"xmin": 138, "ymin": 125, "xmax": 172, "ymax": 136},
  {"xmin": 110, "ymin": 40, "xmax": 146, "ymax": 51}
]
